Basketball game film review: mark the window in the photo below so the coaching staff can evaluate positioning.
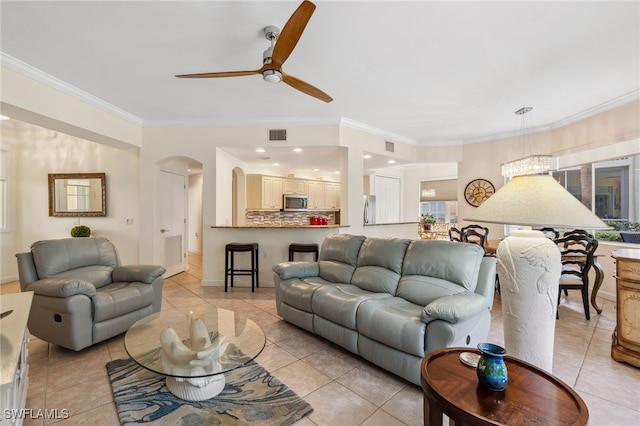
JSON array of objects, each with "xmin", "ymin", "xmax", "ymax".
[
  {"xmin": 553, "ymin": 155, "xmax": 638, "ymax": 221},
  {"xmin": 420, "ymin": 201, "xmax": 458, "ymax": 224}
]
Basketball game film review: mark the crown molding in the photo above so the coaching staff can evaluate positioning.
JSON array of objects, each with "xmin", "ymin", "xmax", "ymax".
[
  {"xmin": 1, "ymin": 53, "xmax": 143, "ymax": 126},
  {"xmin": 464, "ymin": 90, "xmax": 640, "ymax": 145}
]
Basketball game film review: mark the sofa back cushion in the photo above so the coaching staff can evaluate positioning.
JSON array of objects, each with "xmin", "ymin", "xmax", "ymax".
[
  {"xmin": 397, "ymin": 240, "xmax": 483, "ymax": 306},
  {"xmin": 351, "ymin": 237, "xmax": 411, "ymax": 294},
  {"xmin": 318, "ymin": 234, "xmax": 366, "ymax": 283},
  {"xmin": 31, "ymin": 238, "xmax": 119, "ymax": 288}
]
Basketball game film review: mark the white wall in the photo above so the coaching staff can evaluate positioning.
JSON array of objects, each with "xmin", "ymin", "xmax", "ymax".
[
  {"xmin": 1, "ymin": 123, "xmax": 140, "ymax": 283},
  {"xmin": 188, "ymin": 173, "xmax": 203, "ymax": 253}
]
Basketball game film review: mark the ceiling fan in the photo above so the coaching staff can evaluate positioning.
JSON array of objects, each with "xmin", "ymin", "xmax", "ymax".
[{"xmin": 176, "ymin": 0, "xmax": 332, "ymax": 103}]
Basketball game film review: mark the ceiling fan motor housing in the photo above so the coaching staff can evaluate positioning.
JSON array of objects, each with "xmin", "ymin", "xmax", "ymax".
[{"xmin": 263, "ymin": 70, "xmax": 282, "ymax": 83}]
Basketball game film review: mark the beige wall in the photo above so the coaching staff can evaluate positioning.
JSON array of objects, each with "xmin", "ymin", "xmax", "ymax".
[{"xmin": 1, "ymin": 63, "xmax": 638, "ymax": 289}]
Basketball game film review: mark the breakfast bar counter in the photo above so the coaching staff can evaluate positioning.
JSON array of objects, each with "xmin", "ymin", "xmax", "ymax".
[{"xmin": 206, "ymin": 225, "xmax": 350, "ymax": 288}]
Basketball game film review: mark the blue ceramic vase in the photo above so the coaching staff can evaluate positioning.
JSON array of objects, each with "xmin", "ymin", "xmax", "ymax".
[{"xmin": 476, "ymin": 343, "xmax": 508, "ymax": 391}]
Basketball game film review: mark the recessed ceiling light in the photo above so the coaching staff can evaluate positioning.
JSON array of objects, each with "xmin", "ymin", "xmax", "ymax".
[
  {"xmin": 334, "ymin": 171, "xmax": 340, "ymax": 174},
  {"xmin": 0, "ymin": 115, "xmax": 9, "ymax": 120},
  {"xmin": 255, "ymin": 148, "xmax": 265, "ymax": 153},
  {"xmin": 292, "ymin": 148, "xmax": 302, "ymax": 153},
  {"xmin": 313, "ymin": 168, "xmax": 320, "ymax": 172},
  {"xmin": 363, "ymin": 154, "xmax": 372, "ymax": 159},
  {"xmin": 387, "ymin": 160, "xmax": 396, "ymax": 164},
  {"xmin": 273, "ymin": 163, "xmax": 280, "ymax": 166}
]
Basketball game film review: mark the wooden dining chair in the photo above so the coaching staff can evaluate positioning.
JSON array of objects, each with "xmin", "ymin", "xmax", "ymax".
[
  {"xmin": 461, "ymin": 224, "xmax": 489, "ymax": 247},
  {"xmin": 538, "ymin": 227, "xmax": 559, "ymax": 239},
  {"xmin": 553, "ymin": 232, "xmax": 598, "ymax": 320},
  {"xmin": 448, "ymin": 227, "xmax": 463, "ymax": 242}
]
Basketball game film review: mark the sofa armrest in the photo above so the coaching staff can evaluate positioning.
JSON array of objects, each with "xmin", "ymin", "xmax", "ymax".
[
  {"xmin": 112, "ymin": 265, "xmax": 166, "ymax": 284},
  {"xmin": 272, "ymin": 261, "xmax": 319, "ymax": 280},
  {"xmin": 421, "ymin": 293, "xmax": 488, "ymax": 324},
  {"xmin": 26, "ymin": 278, "xmax": 96, "ymax": 298}
]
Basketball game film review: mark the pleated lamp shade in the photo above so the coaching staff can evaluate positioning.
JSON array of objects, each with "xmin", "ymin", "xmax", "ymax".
[{"xmin": 464, "ymin": 174, "xmax": 610, "ymax": 230}]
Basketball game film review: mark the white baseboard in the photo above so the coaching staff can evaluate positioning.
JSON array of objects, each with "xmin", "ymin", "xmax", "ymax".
[{"xmin": 1, "ymin": 275, "xmax": 19, "ymax": 284}]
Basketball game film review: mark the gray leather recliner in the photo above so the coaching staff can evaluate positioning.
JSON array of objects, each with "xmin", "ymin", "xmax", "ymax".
[{"xmin": 16, "ymin": 237, "xmax": 165, "ymax": 351}]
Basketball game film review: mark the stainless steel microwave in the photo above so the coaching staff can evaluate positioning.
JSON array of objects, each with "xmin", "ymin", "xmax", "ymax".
[{"xmin": 283, "ymin": 194, "xmax": 308, "ymax": 211}]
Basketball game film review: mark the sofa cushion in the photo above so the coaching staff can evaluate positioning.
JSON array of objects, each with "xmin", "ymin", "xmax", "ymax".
[
  {"xmin": 311, "ymin": 284, "xmax": 390, "ymax": 329},
  {"xmin": 351, "ymin": 238, "xmax": 410, "ymax": 294},
  {"xmin": 357, "ymin": 297, "xmax": 426, "ymax": 357},
  {"xmin": 318, "ymin": 234, "xmax": 366, "ymax": 283},
  {"xmin": 51, "ymin": 265, "xmax": 115, "ymax": 289},
  {"xmin": 398, "ymin": 240, "xmax": 483, "ymax": 306},
  {"xmin": 93, "ymin": 282, "xmax": 155, "ymax": 322},
  {"xmin": 279, "ymin": 276, "xmax": 334, "ymax": 312},
  {"xmin": 31, "ymin": 238, "xmax": 118, "ymax": 280}
]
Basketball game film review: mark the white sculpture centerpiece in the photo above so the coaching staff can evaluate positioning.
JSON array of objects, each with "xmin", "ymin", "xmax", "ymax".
[{"xmin": 160, "ymin": 316, "xmax": 228, "ymax": 401}]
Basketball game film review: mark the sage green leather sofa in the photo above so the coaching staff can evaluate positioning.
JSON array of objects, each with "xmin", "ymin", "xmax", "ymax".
[
  {"xmin": 273, "ymin": 233, "xmax": 497, "ymax": 385},
  {"xmin": 16, "ymin": 237, "xmax": 165, "ymax": 351}
]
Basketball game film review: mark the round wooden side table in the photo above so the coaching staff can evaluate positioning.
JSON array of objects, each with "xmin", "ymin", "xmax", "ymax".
[{"xmin": 421, "ymin": 347, "xmax": 588, "ymax": 426}]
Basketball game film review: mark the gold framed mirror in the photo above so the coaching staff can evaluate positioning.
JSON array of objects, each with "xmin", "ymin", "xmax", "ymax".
[{"xmin": 48, "ymin": 173, "xmax": 106, "ymax": 217}]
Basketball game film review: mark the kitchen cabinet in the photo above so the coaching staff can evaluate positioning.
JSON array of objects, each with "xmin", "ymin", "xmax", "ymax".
[
  {"xmin": 308, "ymin": 181, "xmax": 340, "ymax": 211},
  {"xmin": 283, "ymin": 179, "xmax": 307, "ymax": 195},
  {"xmin": 324, "ymin": 182, "xmax": 340, "ymax": 210},
  {"xmin": 247, "ymin": 175, "xmax": 283, "ymax": 210},
  {"xmin": 307, "ymin": 181, "xmax": 325, "ymax": 210}
]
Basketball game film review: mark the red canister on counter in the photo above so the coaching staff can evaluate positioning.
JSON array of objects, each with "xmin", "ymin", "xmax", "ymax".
[
  {"xmin": 311, "ymin": 216, "xmax": 318, "ymax": 225},
  {"xmin": 321, "ymin": 218, "xmax": 328, "ymax": 225}
]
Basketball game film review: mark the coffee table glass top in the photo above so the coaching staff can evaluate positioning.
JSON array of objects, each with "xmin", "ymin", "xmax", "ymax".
[{"xmin": 124, "ymin": 305, "xmax": 266, "ymax": 378}]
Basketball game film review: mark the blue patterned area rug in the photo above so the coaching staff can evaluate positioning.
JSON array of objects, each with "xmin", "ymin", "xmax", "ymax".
[{"xmin": 106, "ymin": 358, "xmax": 313, "ymax": 426}]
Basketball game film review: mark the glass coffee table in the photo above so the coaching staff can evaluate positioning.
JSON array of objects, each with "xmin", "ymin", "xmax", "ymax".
[{"xmin": 124, "ymin": 305, "xmax": 266, "ymax": 401}]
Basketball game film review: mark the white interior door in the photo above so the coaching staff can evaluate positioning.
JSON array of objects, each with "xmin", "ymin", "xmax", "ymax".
[{"xmin": 160, "ymin": 170, "xmax": 187, "ymax": 277}]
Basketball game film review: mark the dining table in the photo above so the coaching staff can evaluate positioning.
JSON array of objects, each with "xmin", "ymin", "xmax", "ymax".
[{"xmin": 484, "ymin": 239, "xmax": 604, "ymax": 314}]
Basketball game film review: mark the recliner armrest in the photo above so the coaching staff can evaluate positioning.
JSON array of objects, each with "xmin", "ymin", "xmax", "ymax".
[
  {"xmin": 272, "ymin": 261, "xmax": 319, "ymax": 280},
  {"xmin": 112, "ymin": 265, "xmax": 166, "ymax": 284},
  {"xmin": 26, "ymin": 278, "xmax": 96, "ymax": 298},
  {"xmin": 421, "ymin": 293, "xmax": 488, "ymax": 324}
]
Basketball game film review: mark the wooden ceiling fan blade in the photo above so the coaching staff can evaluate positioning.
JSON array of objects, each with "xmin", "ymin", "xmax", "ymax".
[
  {"xmin": 282, "ymin": 72, "xmax": 332, "ymax": 103},
  {"xmin": 176, "ymin": 69, "xmax": 261, "ymax": 78},
  {"xmin": 271, "ymin": 1, "xmax": 316, "ymax": 68}
]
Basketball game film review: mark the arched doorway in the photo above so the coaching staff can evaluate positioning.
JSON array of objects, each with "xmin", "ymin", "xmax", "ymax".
[{"xmin": 232, "ymin": 167, "xmax": 246, "ymax": 226}]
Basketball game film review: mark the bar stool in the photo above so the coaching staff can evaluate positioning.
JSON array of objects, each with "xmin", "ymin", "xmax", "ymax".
[
  {"xmin": 288, "ymin": 243, "xmax": 319, "ymax": 261},
  {"xmin": 225, "ymin": 243, "xmax": 259, "ymax": 292}
]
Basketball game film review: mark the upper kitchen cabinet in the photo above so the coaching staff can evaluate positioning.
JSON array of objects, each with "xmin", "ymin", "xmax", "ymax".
[
  {"xmin": 283, "ymin": 178, "xmax": 307, "ymax": 195},
  {"xmin": 324, "ymin": 182, "xmax": 340, "ymax": 210},
  {"xmin": 308, "ymin": 180, "xmax": 340, "ymax": 211},
  {"xmin": 247, "ymin": 175, "xmax": 283, "ymax": 210}
]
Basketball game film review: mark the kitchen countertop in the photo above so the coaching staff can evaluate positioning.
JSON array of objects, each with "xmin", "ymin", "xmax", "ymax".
[
  {"xmin": 211, "ymin": 225, "xmax": 349, "ymax": 229},
  {"xmin": 364, "ymin": 221, "xmax": 418, "ymax": 227}
]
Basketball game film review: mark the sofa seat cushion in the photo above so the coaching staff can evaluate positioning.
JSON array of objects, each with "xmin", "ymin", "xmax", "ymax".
[
  {"xmin": 279, "ymin": 277, "xmax": 334, "ymax": 312},
  {"xmin": 397, "ymin": 275, "xmax": 468, "ymax": 307},
  {"xmin": 93, "ymin": 282, "xmax": 154, "ymax": 322},
  {"xmin": 52, "ymin": 265, "xmax": 115, "ymax": 289},
  {"xmin": 357, "ymin": 297, "xmax": 426, "ymax": 357},
  {"xmin": 311, "ymin": 284, "xmax": 391, "ymax": 329}
]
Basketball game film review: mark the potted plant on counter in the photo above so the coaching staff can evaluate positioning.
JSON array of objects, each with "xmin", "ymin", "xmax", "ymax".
[{"xmin": 420, "ymin": 213, "xmax": 437, "ymax": 231}]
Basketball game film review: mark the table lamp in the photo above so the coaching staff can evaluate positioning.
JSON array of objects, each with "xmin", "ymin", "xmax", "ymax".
[{"xmin": 464, "ymin": 174, "xmax": 609, "ymax": 372}]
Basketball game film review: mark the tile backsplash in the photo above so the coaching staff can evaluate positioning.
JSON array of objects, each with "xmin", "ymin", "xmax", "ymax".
[{"xmin": 246, "ymin": 211, "xmax": 337, "ymax": 226}]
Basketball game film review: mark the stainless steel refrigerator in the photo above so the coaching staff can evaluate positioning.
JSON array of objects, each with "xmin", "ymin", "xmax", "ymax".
[{"xmin": 363, "ymin": 195, "xmax": 376, "ymax": 224}]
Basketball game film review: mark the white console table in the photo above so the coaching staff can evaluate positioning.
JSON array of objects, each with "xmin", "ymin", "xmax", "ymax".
[{"xmin": 0, "ymin": 292, "xmax": 33, "ymax": 426}]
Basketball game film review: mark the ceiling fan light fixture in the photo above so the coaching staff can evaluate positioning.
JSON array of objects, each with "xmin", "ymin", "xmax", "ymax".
[{"xmin": 263, "ymin": 70, "xmax": 282, "ymax": 83}]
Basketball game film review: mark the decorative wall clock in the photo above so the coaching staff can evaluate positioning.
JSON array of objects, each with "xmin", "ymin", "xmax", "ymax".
[{"xmin": 464, "ymin": 179, "xmax": 495, "ymax": 207}]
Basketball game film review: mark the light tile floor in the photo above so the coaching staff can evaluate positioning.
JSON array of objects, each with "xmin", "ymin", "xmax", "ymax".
[{"xmin": 3, "ymin": 253, "xmax": 639, "ymax": 425}]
